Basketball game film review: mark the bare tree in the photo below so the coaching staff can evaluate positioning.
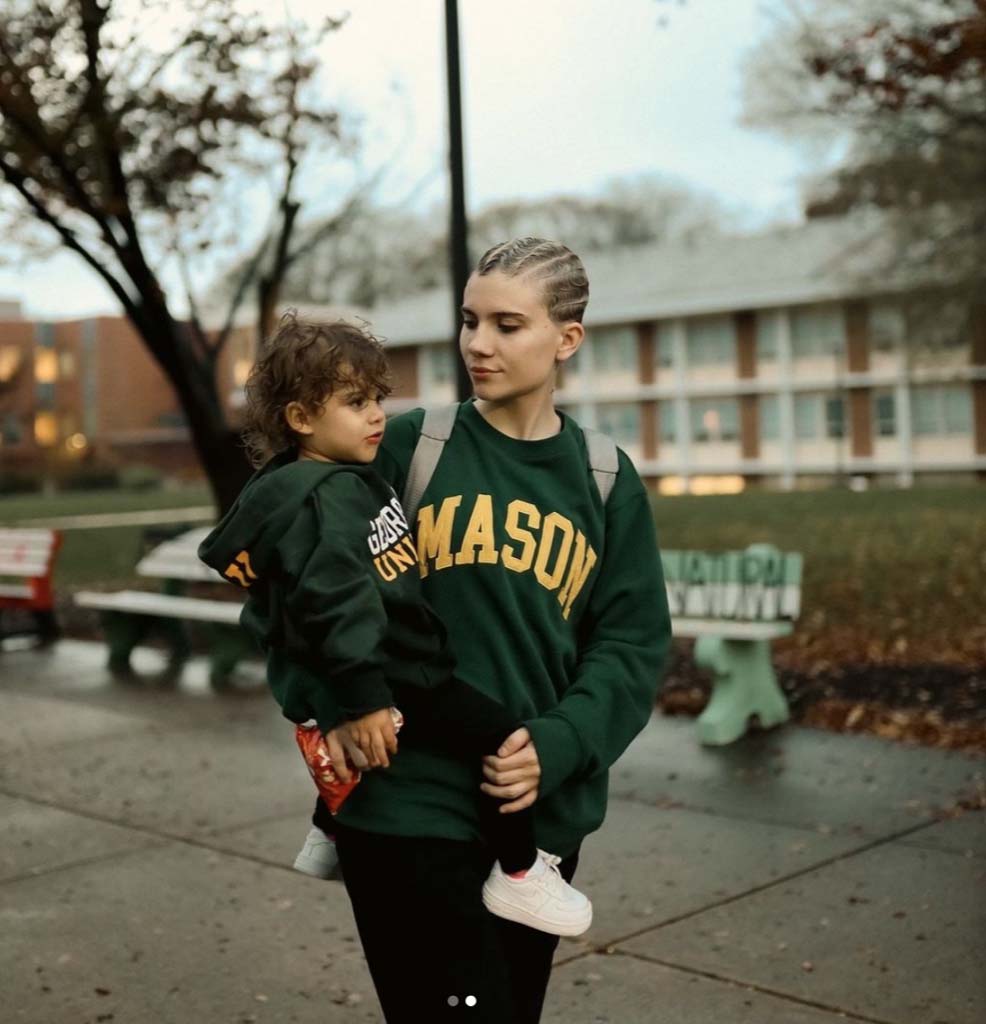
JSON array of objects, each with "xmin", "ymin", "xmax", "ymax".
[
  {"xmin": 743, "ymin": 0, "xmax": 986, "ymax": 308},
  {"xmin": 267, "ymin": 175, "xmax": 730, "ymax": 309},
  {"xmin": 0, "ymin": 0, "xmax": 353, "ymax": 510}
]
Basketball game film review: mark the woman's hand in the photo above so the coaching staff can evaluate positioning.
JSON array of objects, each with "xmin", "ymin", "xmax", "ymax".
[
  {"xmin": 480, "ymin": 727, "xmax": 540, "ymax": 813},
  {"xmin": 342, "ymin": 708, "xmax": 399, "ymax": 768}
]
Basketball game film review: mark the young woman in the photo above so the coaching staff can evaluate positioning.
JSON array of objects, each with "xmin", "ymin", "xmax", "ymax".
[{"xmin": 330, "ymin": 238, "xmax": 671, "ymax": 1023}]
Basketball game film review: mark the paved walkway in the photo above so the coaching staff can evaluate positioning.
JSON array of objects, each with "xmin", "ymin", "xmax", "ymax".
[{"xmin": 1, "ymin": 639, "xmax": 983, "ymax": 1023}]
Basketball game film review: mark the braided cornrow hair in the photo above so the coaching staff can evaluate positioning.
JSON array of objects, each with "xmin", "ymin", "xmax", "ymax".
[{"xmin": 475, "ymin": 237, "xmax": 589, "ymax": 324}]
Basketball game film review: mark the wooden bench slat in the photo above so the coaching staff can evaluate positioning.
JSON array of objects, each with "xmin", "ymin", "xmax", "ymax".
[
  {"xmin": 672, "ymin": 618, "xmax": 793, "ymax": 641},
  {"xmin": 0, "ymin": 563, "xmax": 51, "ymax": 578},
  {"xmin": 0, "ymin": 528, "xmax": 59, "ymax": 544},
  {"xmin": 75, "ymin": 589, "xmax": 244, "ymax": 625},
  {"xmin": 137, "ymin": 556, "xmax": 223, "ymax": 582},
  {"xmin": 135, "ymin": 527, "xmax": 221, "ymax": 581},
  {"xmin": 0, "ymin": 543, "xmax": 57, "ymax": 559}
]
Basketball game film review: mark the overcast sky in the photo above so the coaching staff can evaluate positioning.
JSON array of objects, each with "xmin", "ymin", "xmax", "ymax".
[{"xmin": 0, "ymin": 0, "xmax": 819, "ymax": 319}]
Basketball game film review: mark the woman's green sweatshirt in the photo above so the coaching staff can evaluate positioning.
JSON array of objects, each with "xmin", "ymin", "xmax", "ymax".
[
  {"xmin": 197, "ymin": 451, "xmax": 454, "ymax": 733},
  {"xmin": 334, "ymin": 401, "xmax": 671, "ymax": 857}
]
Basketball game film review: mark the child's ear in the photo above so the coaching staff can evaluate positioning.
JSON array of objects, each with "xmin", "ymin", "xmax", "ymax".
[
  {"xmin": 284, "ymin": 401, "xmax": 313, "ymax": 436},
  {"xmin": 556, "ymin": 322, "xmax": 584, "ymax": 364}
]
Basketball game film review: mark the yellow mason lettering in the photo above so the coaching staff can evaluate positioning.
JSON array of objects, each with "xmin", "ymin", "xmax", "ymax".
[
  {"xmin": 559, "ymin": 531, "xmax": 598, "ymax": 620},
  {"xmin": 501, "ymin": 500, "xmax": 540, "ymax": 573},
  {"xmin": 415, "ymin": 496, "xmax": 462, "ymax": 578},
  {"xmin": 534, "ymin": 512, "xmax": 575, "ymax": 590},
  {"xmin": 455, "ymin": 494, "xmax": 499, "ymax": 566}
]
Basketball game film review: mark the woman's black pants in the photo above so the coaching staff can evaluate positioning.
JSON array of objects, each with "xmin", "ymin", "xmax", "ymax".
[{"xmin": 332, "ymin": 820, "xmax": 579, "ymax": 1023}]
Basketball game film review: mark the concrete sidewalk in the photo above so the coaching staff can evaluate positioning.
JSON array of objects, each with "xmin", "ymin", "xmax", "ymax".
[{"xmin": 1, "ymin": 640, "xmax": 983, "ymax": 1024}]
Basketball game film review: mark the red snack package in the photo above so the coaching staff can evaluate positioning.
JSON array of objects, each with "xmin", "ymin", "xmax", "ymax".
[{"xmin": 294, "ymin": 708, "xmax": 404, "ymax": 815}]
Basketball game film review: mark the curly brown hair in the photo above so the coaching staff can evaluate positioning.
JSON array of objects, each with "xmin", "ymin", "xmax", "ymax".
[{"xmin": 242, "ymin": 311, "xmax": 393, "ymax": 467}]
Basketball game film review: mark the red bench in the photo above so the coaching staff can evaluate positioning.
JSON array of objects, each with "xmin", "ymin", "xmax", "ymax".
[{"xmin": 0, "ymin": 528, "xmax": 63, "ymax": 643}]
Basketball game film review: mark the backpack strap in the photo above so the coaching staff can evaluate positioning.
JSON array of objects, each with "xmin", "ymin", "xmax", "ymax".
[
  {"xmin": 582, "ymin": 427, "xmax": 619, "ymax": 506},
  {"xmin": 402, "ymin": 402, "xmax": 460, "ymax": 524},
  {"xmin": 402, "ymin": 403, "xmax": 620, "ymax": 522}
]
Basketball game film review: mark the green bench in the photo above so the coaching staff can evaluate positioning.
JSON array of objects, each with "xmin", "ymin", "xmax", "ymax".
[
  {"xmin": 663, "ymin": 544, "xmax": 802, "ymax": 745},
  {"xmin": 74, "ymin": 526, "xmax": 255, "ymax": 686}
]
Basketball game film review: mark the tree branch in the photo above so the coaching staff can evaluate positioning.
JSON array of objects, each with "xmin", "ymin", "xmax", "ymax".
[{"xmin": 0, "ymin": 152, "xmax": 142, "ymax": 328}]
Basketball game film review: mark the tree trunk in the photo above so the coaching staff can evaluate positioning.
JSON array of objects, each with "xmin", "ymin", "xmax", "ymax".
[
  {"xmin": 139, "ymin": 312, "xmax": 253, "ymax": 515},
  {"xmin": 257, "ymin": 274, "xmax": 279, "ymax": 351}
]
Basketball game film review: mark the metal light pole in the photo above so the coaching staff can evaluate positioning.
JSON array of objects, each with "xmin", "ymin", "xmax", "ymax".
[{"xmin": 444, "ymin": 0, "xmax": 472, "ymax": 401}]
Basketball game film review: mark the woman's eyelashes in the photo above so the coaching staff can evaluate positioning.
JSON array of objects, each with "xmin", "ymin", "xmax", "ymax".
[{"xmin": 460, "ymin": 317, "xmax": 520, "ymax": 334}]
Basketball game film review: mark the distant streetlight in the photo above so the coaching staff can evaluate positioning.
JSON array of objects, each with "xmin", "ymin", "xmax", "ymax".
[{"xmin": 444, "ymin": 0, "xmax": 472, "ymax": 401}]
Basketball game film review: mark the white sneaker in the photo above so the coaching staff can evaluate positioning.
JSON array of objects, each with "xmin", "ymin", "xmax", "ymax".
[
  {"xmin": 292, "ymin": 827, "xmax": 343, "ymax": 881},
  {"xmin": 481, "ymin": 849, "xmax": 592, "ymax": 937}
]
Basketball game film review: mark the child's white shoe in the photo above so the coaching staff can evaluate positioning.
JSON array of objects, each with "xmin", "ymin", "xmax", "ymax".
[
  {"xmin": 481, "ymin": 849, "xmax": 592, "ymax": 936},
  {"xmin": 293, "ymin": 827, "xmax": 343, "ymax": 881}
]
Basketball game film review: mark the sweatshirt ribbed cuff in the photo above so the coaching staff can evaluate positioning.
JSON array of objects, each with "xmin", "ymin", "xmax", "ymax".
[
  {"xmin": 337, "ymin": 671, "xmax": 394, "ymax": 721},
  {"xmin": 525, "ymin": 714, "xmax": 586, "ymax": 799},
  {"xmin": 310, "ymin": 687, "xmax": 342, "ymax": 737}
]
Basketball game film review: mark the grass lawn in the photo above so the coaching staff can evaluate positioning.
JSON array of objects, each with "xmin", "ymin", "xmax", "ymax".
[
  {"xmin": 0, "ymin": 485, "xmax": 213, "ymax": 522},
  {"xmin": 4, "ymin": 482, "xmax": 984, "ymax": 668},
  {"xmin": 1, "ymin": 485, "xmax": 214, "ymax": 588}
]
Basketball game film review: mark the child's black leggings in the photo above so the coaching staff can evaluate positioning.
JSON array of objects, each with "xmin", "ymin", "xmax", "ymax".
[{"xmin": 311, "ymin": 678, "xmax": 537, "ymax": 874}]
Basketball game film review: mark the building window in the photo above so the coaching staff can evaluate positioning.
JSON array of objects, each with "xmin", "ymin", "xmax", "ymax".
[
  {"xmin": 685, "ymin": 316, "xmax": 734, "ymax": 366},
  {"xmin": 36, "ymin": 381, "xmax": 55, "ymax": 407},
  {"xmin": 156, "ymin": 411, "xmax": 188, "ymax": 429},
  {"xmin": 869, "ymin": 303, "xmax": 905, "ymax": 353},
  {"xmin": 596, "ymin": 402, "xmax": 640, "ymax": 447},
  {"xmin": 592, "ymin": 326, "xmax": 637, "ymax": 373},
  {"xmin": 0, "ymin": 345, "xmax": 23, "ymax": 383},
  {"xmin": 790, "ymin": 305, "xmax": 844, "ymax": 359},
  {"xmin": 794, "ymin": 394, "xmax": 819, "ymax": 439},
  {"xmin": 35, "ymin": 348, "xmax": 58, "ymax": 383},
  {"xmin": 233, "ymin": 358, "xmax": 252, "ymax": 387},
  {"xmin": 759, "ymin": 394, "xmax": 780, "ymax": 441},
  {"xmin": 429, "ymin": 345, "xmax": 454, "ymax": 386},
  {"xmin": 755, "ymin": 313, "xmax": 779, "ymax": 362},
  {"xmin": 795, "ymin": 393, "xmax": 846, "ymax": 439},
  {"xmin": 912, "ymin": 386, "xmax": 973, "ymax": 436},
  {"xmin": 2, "ymin": 413, "xmax": 23, "ymax": 444},
  {"xmin": 654, "ymin": 323, "xmax": 673, "ymax": 368},
  {"xmin": 690, "ymin": 397, "xmax": 739, "ymax": 443},
  {"xmin": 34, "ymin": 412, "xmax": 57, "ymax": 446},
  {"xmin": 658, "ymin": 400, "xmax": 676, "ymax": 443},
  {"xmin": 873, "ymin": 392, "xmax": 896, "ymax": 437},
  {"xmin": 825, "ymin": 396, "xmax": 846, "ymax": 438}
]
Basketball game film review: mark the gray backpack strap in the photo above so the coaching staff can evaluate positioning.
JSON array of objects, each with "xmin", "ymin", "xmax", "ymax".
[
  {"xmin": 402, "ymin": 403, "xmax": 460, "ymax": 524},
  {"xmin": 582, "ymin": 427, "xmax": 619, "ymax": 506}
]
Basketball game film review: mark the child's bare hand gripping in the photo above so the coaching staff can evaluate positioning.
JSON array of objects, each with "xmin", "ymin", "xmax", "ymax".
[{"xmin": 342, "ymin": 708, "xmax": 399, "ymax": 768}]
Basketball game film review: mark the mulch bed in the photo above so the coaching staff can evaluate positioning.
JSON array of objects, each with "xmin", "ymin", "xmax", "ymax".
[{"xmin": 660, "ymin": 647, "xmax": 986, "ymax": 757}]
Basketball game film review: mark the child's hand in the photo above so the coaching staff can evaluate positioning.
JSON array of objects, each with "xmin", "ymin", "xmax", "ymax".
[
  {"xmin": 322, "ymin": 727, "xmax": 370, "ymax": 783},
  {"xmin": 343, "ymin": 708, "xmax": 399, "ymax": 768}
]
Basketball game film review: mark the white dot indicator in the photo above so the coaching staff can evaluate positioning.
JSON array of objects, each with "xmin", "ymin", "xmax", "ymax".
[
  {"xmin": 447, "ymin": 996, "xmax": 459, "ymax": 1007},
  {"xmin": 465, "ymin": 995, "xmax": 477, "ymax": 1007}
]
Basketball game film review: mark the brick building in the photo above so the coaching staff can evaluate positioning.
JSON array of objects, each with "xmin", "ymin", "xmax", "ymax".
[{"xmin": 0, "ymin": 306, "xmax": 252, "ymax": 480}]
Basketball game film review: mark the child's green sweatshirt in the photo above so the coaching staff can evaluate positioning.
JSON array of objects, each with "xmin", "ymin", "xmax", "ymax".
[
  {"xmin": 198, "ymin": 451, "xmax": 454, "ymax": 733},
  {"xmin": 334, "ymin": 401, "xmax": 671, "ymax": 857}
]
